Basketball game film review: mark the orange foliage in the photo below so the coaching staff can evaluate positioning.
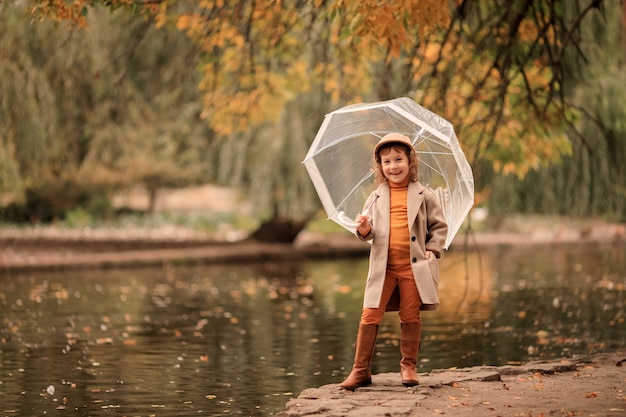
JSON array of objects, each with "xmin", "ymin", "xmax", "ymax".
[
  {"xmin": 28, "ymin": 0, "xmax": 142, "ymax": 27},
  {"xmin": 329, "ymin": 0, "xmax": 450, "ymax": 57},
  {"xmin": 407, "ymin": 15, "xmax": 572, "ymax": 178},
  {"xmin": 26, "ymin": 0, "xmax": 573, "ymax": 179}
]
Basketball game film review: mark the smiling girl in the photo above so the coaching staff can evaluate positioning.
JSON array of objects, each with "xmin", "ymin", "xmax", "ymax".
[{"xmin": 340, "ymin": 133, "xmax": 448, "ymax": 390}]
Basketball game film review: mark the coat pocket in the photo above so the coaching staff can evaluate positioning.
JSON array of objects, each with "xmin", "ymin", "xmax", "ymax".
[
  {"xmin": 428, "ymin": 255, "xmax": 440, "ymax": 288},
  {"xmin": 418, "ymin": 256, "xmax": 441, "ymax": 310}
]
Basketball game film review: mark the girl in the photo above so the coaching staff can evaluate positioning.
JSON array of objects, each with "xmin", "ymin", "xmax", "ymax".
[{"xmin": 340, "ymin": 133, "xmax": 448, "ymax": 390}]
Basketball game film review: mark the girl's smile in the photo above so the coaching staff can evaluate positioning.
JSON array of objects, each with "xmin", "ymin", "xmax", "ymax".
[{"xmin": 380, "ymin": 148, "xmax": 410, "ymax": 185}]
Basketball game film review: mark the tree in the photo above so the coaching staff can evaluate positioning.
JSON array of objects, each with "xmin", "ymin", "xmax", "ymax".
[
  {"xmin": 11, "ymin": 0, "xmax": 619, "ymax": 235},
  {"xmin": 20, "ymin": 0, "xmax": 454, "ymax": 221},
  {"xmin": 489, "ymin": 0, "xmax": 626, "ymax": 220},
  {"xmin": 1, "ymin": 1, "xmax": 210, "ymax": 220},
  {"xmin": 159, "ymin": 0, "xmax": 608, "ymax": 221}
]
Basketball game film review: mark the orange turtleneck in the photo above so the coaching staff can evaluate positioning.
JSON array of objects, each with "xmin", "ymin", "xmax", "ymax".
[{"xmin": 387, "ymin": 180, "xmax": 411, "ymax": 265}]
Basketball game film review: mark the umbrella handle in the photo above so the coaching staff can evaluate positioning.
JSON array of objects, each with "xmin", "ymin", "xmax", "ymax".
[
  {"xmin": 337, "ymin": 196, "xmax": 378, "ymax": 229},
  {"xmin": 337, "ymin": 211, "xmax": 359, "ymax": 228}
]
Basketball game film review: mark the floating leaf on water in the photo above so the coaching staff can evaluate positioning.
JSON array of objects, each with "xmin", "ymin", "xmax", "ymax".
[
  {"xmin": 336, "ymin": 285, "xmax": 352, "ymax": 294},
  {"xmin": 46, "ymin": 385, "xmax": 55, "ymax": 395}
]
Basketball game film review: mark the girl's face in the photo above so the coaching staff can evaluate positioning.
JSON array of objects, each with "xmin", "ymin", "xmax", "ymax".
[{"xmin": 380, "ymin": 147, "xmax": 410, "ymax": 185}]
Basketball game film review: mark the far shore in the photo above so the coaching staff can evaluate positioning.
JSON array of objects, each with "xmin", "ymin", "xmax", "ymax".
[{"xmin": 0, "ymin": 218, "xmax": 624, "ymax": 272}]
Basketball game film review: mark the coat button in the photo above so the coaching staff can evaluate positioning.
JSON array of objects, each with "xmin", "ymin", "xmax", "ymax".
[
  {"xmin": 412, "ymin": 257, "xmax": 417, "ymax": 263},
  {"xmin": 411, "ymin": 236, "xmax": 416, "ymax": 241}
]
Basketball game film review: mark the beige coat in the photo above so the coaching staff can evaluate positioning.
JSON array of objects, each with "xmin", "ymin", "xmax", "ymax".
[{"xmin": 357, "ymin": 181, "xmax": 448, "ymax": 311}]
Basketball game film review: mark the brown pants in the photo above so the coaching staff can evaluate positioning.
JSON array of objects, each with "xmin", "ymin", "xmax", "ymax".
[{"xmin": 360, "ymin": 263, "xmax": 422, "ymax": 325}]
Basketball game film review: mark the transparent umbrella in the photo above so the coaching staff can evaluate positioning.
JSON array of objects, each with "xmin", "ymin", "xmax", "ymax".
[{"xmin": 303, "ymin": 97, "xmax": 474, "ymax": 249}]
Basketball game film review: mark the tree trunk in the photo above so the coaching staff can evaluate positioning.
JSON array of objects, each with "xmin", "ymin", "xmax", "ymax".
[{"xmin": 248, "ymin": 216, "xmax": 309, "ymax": 243}]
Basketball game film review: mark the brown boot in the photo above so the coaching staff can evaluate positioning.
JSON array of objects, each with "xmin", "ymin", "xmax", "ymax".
[
  {"xmin": 340, "ymin": 323, "xmax": 378, "ymax": 390},
  {"xmin": 400, "ymin": 322, "xmax": 421, "ymax": 387}
]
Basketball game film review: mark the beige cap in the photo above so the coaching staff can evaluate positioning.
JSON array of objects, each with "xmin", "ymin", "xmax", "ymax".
[{"xmin": 373, "ymin": 133, "xmax": 414, "ymax": 157}]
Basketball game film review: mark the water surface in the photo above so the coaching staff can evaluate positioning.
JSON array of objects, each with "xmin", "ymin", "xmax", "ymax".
[{"xmin": 1, "ymin": 243, "xmax": 624, "ymax": 416}]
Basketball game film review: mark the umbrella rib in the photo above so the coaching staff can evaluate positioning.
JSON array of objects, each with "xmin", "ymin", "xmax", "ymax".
[
  {"xmin": 416, "ymin": 151, "xmax": 453, "ymax": 156},
  {"xmin": 419, "ymin": 159, "xmax": 445, "ymax": 178},
  {"xmin": 307, "ymin": 130, "xmax": 406, "ymax": 156},
  {"xmin": 330, "ymin": 171, "xmax": 376, "ymax": 218},
  {"xmin": 384, "ymin": 107, "xmax": 405, "ymax": 134}
]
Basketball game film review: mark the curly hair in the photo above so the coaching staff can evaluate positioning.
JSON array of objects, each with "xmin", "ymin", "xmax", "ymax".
[{"xmin": 372, "ymin": 142, "xmax": 419, "ymax": 184}]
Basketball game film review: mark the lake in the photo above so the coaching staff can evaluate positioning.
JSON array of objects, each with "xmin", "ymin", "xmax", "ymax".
[{"xmin": 1, "ymin": 242, "xmax": 624, "ymax": 416}]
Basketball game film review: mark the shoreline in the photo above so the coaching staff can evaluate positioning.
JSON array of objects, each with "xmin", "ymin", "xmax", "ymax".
[
  {"xmin": 277, "ymin": 350, "xmax": 626, "ymax": 417},
  {"xmin": 1, "ymin": 222, "xmax": 625, "ymax": 272}
]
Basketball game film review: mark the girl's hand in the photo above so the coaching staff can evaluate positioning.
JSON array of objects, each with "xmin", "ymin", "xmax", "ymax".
[
  {"xmin": 355, "ymin": 214, "xmax": 370, "ymax": 236},
  {"xmin": 425, "ymin": 250, "xmax": 434, "ymax": 259}
]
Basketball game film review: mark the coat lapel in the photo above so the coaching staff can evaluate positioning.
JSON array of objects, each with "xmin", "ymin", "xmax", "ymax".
[
  {"xmin": 408, "ymin": 181, "xmax": 425, "ymax": 226},
  {"xmin": 374, "ymin": 184, "xmax": 390, "ymax": 228}
]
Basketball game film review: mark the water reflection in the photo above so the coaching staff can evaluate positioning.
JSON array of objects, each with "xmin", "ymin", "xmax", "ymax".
[{"xmin": 1, "ymin": 243, "xmax": 624, "ymax": 416}]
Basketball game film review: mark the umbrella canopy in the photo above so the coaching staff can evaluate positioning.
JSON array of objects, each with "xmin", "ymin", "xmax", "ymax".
[{"xmin": 303, "ymin": 97, "xmax": 474, "ymax": 249}]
